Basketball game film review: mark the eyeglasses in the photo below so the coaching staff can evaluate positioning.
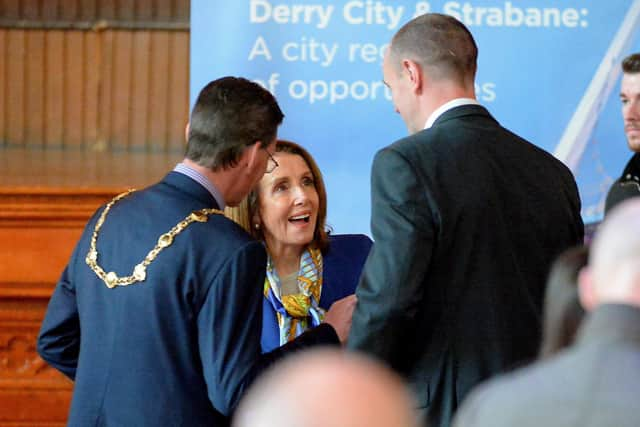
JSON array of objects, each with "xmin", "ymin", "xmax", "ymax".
[{"xmin": 265, "ymin": 149, "xmax": 279, "ymax": 174}]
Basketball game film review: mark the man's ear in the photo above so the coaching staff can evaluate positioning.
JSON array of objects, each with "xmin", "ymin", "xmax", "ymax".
[
  {"xmin": 184, "ymin": 122, "xmax": 190, "ymax": 144},
  {"xmin": 403, "ymin": 59, "xmax": 423, "ymax": 91},
  {"xmin": 245, "ymin": 141, "xmax": 263, "ymax": 171},
  {"xmin": 578, "ymin": 266, "xmax": 597, "ymax": 311}
]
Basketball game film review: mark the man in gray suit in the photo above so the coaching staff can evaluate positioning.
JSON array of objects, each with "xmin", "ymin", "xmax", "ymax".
[
  {"xmin": 453, "ymin": 198, "xmax": 640, "ymax": 427},
  {"xmin": 348, "ymin": 13, "xmax": 583, "ymax": 427}
]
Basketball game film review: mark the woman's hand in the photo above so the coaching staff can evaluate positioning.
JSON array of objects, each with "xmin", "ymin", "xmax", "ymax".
[{"xmin": 323, "ymin": 295, "xmax": 357, "ymax": 344}]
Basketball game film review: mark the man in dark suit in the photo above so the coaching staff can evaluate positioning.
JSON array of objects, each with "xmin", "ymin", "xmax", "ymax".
[
  {"xmin": 37, "ymin": 77, "xmax": 353, "ymax": 426},
  {"xmin": 348, "ymin": 13, "xmax": 584, "ymax": 427},
  {"xmin": 453, "ymin": 198, "xmax": 640, "ymax": 427},
  {"xmin": 604, "ymin": 53, "xmax": 640, "ymax": 214}
]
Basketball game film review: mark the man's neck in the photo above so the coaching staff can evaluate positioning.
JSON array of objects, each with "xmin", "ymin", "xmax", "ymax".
[
  {"xmin": 419, "ymin": 82, "xmax": 476, "ymax": 130},
  {"xmin": 424, "ymin": 98, "xmax": 479, "ymax": 130},
  {"xmin": 182, "ymin": 158, "xmax": 237, "ymax": 206}
]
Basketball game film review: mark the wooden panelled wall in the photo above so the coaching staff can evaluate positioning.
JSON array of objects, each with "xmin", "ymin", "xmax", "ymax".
[
  {"xmin": 0, "ymin": 188, "xmax": 124, "ymax": 426},
  {"xmin": 0, "ymin": 0, "xmax": 190, "ymax": 151},
  {"xmin": 0, "ymin": 1, "xmax": 190, "ymax": 425}
]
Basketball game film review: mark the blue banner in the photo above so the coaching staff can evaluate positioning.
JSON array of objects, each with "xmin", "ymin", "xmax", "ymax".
[{"xmin": 192, "ymin": 0, "xmax": 640, "ymax": 233}]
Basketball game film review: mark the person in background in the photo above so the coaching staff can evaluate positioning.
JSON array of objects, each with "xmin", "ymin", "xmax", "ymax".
[
  {"xmin": 348, "ymin": 13, "xmax": 584, "ymax": 427},
  {"xmin": 227, "ymin": 139, "xmax": 372, "ymax": 352},
  {"xmin": 538, "ymin": 245, "xmax": 588, "ymax": 359},
  {"xmin": 605, "ymin": 53, "xmax": 640, "ymax": 214},
  {"xmin": 37, "ymin": 77, "xmax": 353, "ymax": 427},
  {"xmin": 453, "ymin": 198, "xmax": 640, "ymax": 427},
  {"xmin": 233, "ymin": 348, "xmax": 419, "ymax": 427}
]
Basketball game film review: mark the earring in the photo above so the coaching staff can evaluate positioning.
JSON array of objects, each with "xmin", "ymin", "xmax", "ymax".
[{"xmin": 254, "ymin": 223, "xmax": 260, "ymax": 230}]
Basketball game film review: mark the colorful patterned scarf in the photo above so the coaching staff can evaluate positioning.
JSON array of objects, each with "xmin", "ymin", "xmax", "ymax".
[{"xmin": 263, "ymin": 246, "xmax": 324, "ymax": 345}]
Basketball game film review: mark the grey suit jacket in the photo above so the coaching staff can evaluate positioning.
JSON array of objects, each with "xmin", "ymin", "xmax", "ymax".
[
  {"xmin": 453, "ymin": 304, "xmax": 640, "ymax": 427},
  {"xmin": 348, "ymin": 105, "xmax": 584, "ymax": 427}
]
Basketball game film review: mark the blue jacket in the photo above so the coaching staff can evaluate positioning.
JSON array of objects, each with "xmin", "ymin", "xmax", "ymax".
[
  {"xmin": 261, "ymin": 234, "xmax": 372, "ymax": 352},
  {"xmin": 37, "ymin": 172, "xmax": 338, "ymax": 427}
]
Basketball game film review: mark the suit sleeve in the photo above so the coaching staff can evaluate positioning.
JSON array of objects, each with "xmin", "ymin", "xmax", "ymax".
[
  {"xmin": 37, "ymin": 265, "xmax": 80, "ymax": 380},
  {"xmin": 198, "ymin": 240, "xmax": 339, "ymax": 416},
  {"xmin": 348, "ymin": 147, "xmax": 436, "ymax": 366}
]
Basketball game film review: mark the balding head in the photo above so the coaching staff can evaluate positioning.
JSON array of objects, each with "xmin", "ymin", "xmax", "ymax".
[
  {"xmin": 233, "ymin": 349, "xmax": 418, "ymax": 427},
  {"xmin": 580, "ymin": 199, "xmax": 640, "ymax": 308},
  {"xmin": 389, "ymin": 13, "xmax": 477, "ymax": 88},
  {"xmin": 383, "ymin": 13, "xmax": 478, "ymax": 133}
]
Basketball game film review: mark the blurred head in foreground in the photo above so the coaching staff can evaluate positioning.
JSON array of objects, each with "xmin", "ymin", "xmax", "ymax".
[{"xmin": 233, "ymin": 349, "xmax": 418, "ymax": 427}]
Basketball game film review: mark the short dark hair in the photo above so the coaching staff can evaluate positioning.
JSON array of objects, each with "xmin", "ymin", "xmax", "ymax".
[
  {"xmin": 622, "ymin": 53, "xmax": 640, "ymax": 74},
  {"xmin": 390, "ymin": 13, "xmax": 477, "ymax": 85},
  {"xmin": 186, "ymin": 77, "xmax": 284, "ymax": 171}
]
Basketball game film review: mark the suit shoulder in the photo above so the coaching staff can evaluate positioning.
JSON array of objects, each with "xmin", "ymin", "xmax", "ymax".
[
  {"xmin": 380, "ymin": 128, "xmax": 451, "ymax": 162},
  {"xmin": 372, "ymin": 135, "xmax": 425, "ymax": 169},
  {"xmin": 468, "ymin": 350, "xmax": 580, "ymax": 405},
  {"xmin": 518, "ymin": 134, "xmax": 576, "ymax": 179},
  {"xmin": 179, "ymin": 213, "xmax": 262, "ymax": 263},
  {"xmin": 203, "ymin": 214, "xmax": 256, "ymax": 245},
  {"xmin": 385, "ymin": 132, "xmax": 427, "ymax": 153},
  {"xmin": 327, "ymin": 234, "xmax": 373, "ymax": 254}
]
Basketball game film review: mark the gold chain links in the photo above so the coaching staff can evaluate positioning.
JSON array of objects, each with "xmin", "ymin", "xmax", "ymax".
[{"xmin": 85, "ymin": 190, "xmax": 224, "ymax": 289}]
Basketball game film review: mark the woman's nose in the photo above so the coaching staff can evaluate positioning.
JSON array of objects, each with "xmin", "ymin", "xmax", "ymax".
[{"xmin": 293, "ymin": 186, "xmax": 308, "ymax": 204}]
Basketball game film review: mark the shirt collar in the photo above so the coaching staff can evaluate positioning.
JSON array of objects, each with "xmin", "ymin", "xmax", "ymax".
[
  {"xmin": 424, "ymin": 98, "xmax": 480, "ymax": 129},
  {"xmin": 173, "ymin": 162, "xmax": 226, "ymax": 210}
]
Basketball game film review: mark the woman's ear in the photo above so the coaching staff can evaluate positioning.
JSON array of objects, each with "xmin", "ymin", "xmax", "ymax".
[{"xmin": 252, "ymin": 211, "xmax": 261, "ymax": 230}]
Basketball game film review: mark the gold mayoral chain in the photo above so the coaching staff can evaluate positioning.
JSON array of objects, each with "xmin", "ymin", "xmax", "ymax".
[{"xmin": 85, "ymin": 189, "xmax": 224, "ymax": 289}]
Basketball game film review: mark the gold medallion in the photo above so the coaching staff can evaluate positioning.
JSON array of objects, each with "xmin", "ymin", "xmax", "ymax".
[{"xmin": 85, "ymin": 190, "xmax": 224, "ymax": 289}]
